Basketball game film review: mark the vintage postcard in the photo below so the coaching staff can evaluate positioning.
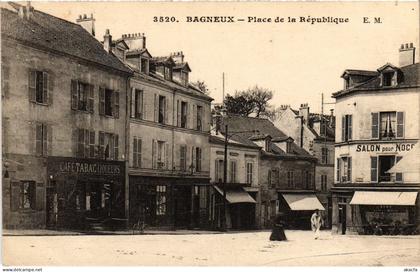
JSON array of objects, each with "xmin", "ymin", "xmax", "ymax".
[{"xmin": 1, "ymin": 0, "xmax": 419, "ymax": 270}]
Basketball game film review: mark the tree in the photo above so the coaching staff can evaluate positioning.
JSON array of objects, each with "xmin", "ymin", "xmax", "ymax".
[
  {"xmin": 224, "ymin": 94, "xmax": 254, "ymax": 116},
  {"xmin": 193, "ymin": 80, "xmax": 210, "ymax": 95},
  {"xmin": 249, "ymin": 86, "xmax": 273, "ymax": 117}
]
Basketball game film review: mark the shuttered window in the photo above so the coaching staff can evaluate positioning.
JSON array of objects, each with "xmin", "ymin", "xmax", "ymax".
[
  {"xmin": 70, "ymin": 80, "xmax": 94, "ymax": 113},
  {"xmin": 132, "ymin": 89, "xmax": 144, "ymax": 119},
  {"xmin": 35, "ymin": 123, "xmax": 50, "ymax": 156},
  {"xmin": 97, "ymin": 131, "xmax": 118, "ymax": 160},
  {"xmin": 29, "ymin": 70, "xmax": 50, "ymax": 105},
  {"xmin": 99, "ymin": 88, "xmax": 118, "ymax": 118},
  {"xmin": 347, "ymin": 157, "xmax": 352, "ymax": 182},
  {"xmin": 195, "ymin": 147, "xmax": 202, "ymax": 172},
  {"xmin": 287, "ymin": 171, "xmax": 294, "ymax": 188},
  {"xmin": 342, "ymin": 115, "xmax": 352, "ymax": 141},
  {"xmin": 229, "ymin": 161, "xmax": 237, "ymax": 183},
  {"xmin": 180, "ymin": 145, "xmax": 187, "ymax": 171},
  {"xmin": 336, "ymin": 158, "xmax": 341, "ymax": 182},
  {"xmin": 371, "ymin": 156, "xmax": 378, "ymax": 182},
  {"xmin": 133, "ymin": 137, "xmax": 142, "ymax": 168},
  {"xmin": 246, "ymin": 162, "xmax": 253, "ymax": 184},
  {"xmin": 76, "ymin": 129, "xmax": 95, "ymax": 158}
]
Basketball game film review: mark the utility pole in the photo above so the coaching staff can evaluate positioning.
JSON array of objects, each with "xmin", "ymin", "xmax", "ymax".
[
  {"xmin": 222, "ymin": 72, "xmax": 225, "ymax": 104},
  {"xmin": 222, "ymin": 124, "xmax": 228, "ymax": 231}
]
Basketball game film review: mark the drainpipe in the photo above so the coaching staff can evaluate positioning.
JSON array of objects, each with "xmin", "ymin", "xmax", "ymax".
[{"xmin": 125, "ymin": 77, "xmax": 131, "ymax": 227}]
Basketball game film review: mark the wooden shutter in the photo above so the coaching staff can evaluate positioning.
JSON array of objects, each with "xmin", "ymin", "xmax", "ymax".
[
  {"xmin": 341, "ymin": 116, "xmax": 346, "ymax": 142},
  {"xmin": 10, "ymin": 182, "xmax": 21, "ymax": 211},
  {"xmin": 193, "ymin": 105, "xmax": 197, "ymax": 130},
  {"xmin": 152, "ymin": 139, "xmax": 157, "ymax": 169},
  {"xmin": 133, "ymin": 137, "xmax": 138, "ymax": 167},
  {"xmin": 370, "ymin": 157, "xmax": 378, "ymax": 182},
  {"xmin": 114, "ymin": 134, "xmax": 119, "ymax": 160},
  {"xmin": 71, "ymin": 80, "xmax": 78, "ymax": 110},
  {"xmin": 154, "ymin": 94, "xmax": 158, "ymax": 122},
  {"xmin": 138, "ymin": 139, "xmax": 142, "ymax": 167},
  {"xmin": 347, "ymin": 157, "xmax": 352, "ymax": 182},
  {"xmin": 131, "ymin": 88, "xmax": 136, "ymax": 118},
  {"xmin": 36, "ymin": 183, "xmax": 44, "ymax": 211},
  {"xmin": 42, "ymin": 72, "xmax": 49, "ymax": 104},
  {"xmin": 214, "ymin": 160, "xmax": 219, "ymax": 181},
  {"xmin": 165, "ymin": 143, "xmax": 169, "ymax": 169},
  {"xmin": 47, "ymin": 71, "xmax": 54, "ymax": 105},
  {"xmin": 112, "ymin": 91, "xmax": 119, "ymax": 118},
  {"xmin": 28, "ymin": 69, "xmax": 36, "ymax": 102},
  {"xmin": 197, "ymin": 148, "xmax": 202, "ymax": 172},
  {"xmin": 164, "ymin": 97, "xmax": 168, "ymax": 124},
  {"xmin": 336, "ymin": 158, "xmax": 340, "ymax": 182},
  {"xmin": 177, "ymin": 100, "xmax": 180, "ymax": 127},
  {"xmin": 47, "ymin": 124, "xmax": 53, "ymax": 156},
  {"xmin": 99, "ymin": 87, "xmax": 105, "ymax": 115},
  {"xmin": 72, "ymin": 129, "xmax": 78, "ymax": 157},
  {"xmin": 371, "ymin": 112, "xmax": 379, "ymax": 139},
  {"xmin": 89, "ymin": 130, "xmax": 95, "ymax": 158},
  {"xmin": 99, "ymin": 131, "xmax": 105, "ymax": 159},
  {"xmin": 77, "ymin": 128, "xmax": 84, "ymax": 157},
  {"xmin": 396, "ymin": 112, "xmax": 404, "ymax": 138},
  {"xmin": 87, "ymin": 84, "xmax": 94, "ymax": 113},
  {"xmin": 35, "ymin": 123, "xmax": 43, "ymax": 156},
  {"xmin": 191, "ymin": 146, "xmax": 195, "ymax": 172},
  {"xmin": 347, "ymin": 115, "xmax": 352, "ymax": 141},
  {"xmin": 396, "ymin": 156, "xmax": 403, "ymax": 182}
]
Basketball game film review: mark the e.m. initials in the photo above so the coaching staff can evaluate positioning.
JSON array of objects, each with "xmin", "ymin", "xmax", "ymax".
[{"xmin": 363, "ymin": 17, "xmax": 382, "ymax": 24}]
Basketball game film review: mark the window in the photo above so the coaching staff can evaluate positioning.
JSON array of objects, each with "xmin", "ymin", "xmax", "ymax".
[
  {"xmin": 140, "ymin": 58, "xmax": 149, "ymax": 74},
  {"xmin": 376, "ymin": 155, "xmax": 396, "ymax": 183},
  {"xmin": 338, "ymin": 157, "xmax": 352, "ymax": 182},
  {"xmin": 246, "ymin": 162, "xmax": 254, "ymax": 184},
  {"xmin": 99, "ymin": 132, "xmax": 118, "ymax": 160},
  {"xmin": 215, "ymin": 159, "xmax": 224, "ymax": 182},
  {"xmin": 341, "ymin": 114, "xmax": 352, "ymax": 142},
  {"xmin": 133, "ymin": 89, "xmax": 143, "ymax": 119},
  {"xmin": 152, "ymin": 140, "xmax": 168, "ymax": 169},
  {"xmin": 372, "ymin": 112, "xmax": 404, "ymax": 139},
  {"xmin": 229, "ymin": 161, "xmax": 237, "ymax": 183},
  {"xmin": 382, "ymin": 71, "xmax": 395, "ymax": 87},
  {"xmin": 180, "ymin": 145, "xmax": 187, "ymax": 171},
  {"xmin": 35, "ymin": 123, "xmax": 48, "ymax": 156},
  {"xmin": 157, "ymin": 141, "xmax": 165, "ymax": 168},
  {"xmin": 19, "ymin": 181, "xmax": 36, "ymax": 209},
  {"xmin": 181, "ymin": 101, "xmax": 188, "ymax": 128},
  {"xmin": 156, "ymin": 185, "xmax": 166, "ymax": 215},
  {"xmin": 287, "ymin": 171, "xmax": 294, "ymax": 188},
  {"xmin": 321, "ymin": 147, "xmax": 328, "ymax": 164},
  {"xmin": 181, "ymin": 71, "xmax": 189, "ymax": 86},
  {"xmin": 99, "ymin": 88, "xmax": 119, "ymax": 118},
  {"xmin": 76, "ymin": 129, "xmax": 95, "ymax": 158},
  {"xmin": 133, "ymin": 137, "xmax": 142, "ymax": 168},
  {"xmin": 158, "ymin": 95, "xmax": 166, "ymax": 124},
  {"xmin": 196, "ymin": 106, "xmax": 203, "ymax": 131},
  {"xmin": 321, "ymin": 175, "xmax": 327, "ymax": 191},
  {"xmin": 71, "ymin": 80, "xmax": 93, "ymax": 112},
  {"xmin": 29, "ymin": 70, "xmax": 49, "ymax": 105},
  {"xmin": 286, "ymin": 142, "xmax": 292, "ymax": 153},
  {"xmin": 195, "ymin": 147, "xmax": 202, "ymax": 172},
  {"xmin": 304, "ymin": 171, "xmax": 310, "ymax": 189},
  {"xmin": 271, "ymin": 168, "xmax": 280, "ymax": 186},
  {"xmin": 164, "ymin": 66, "xmax": 172, "ymax": 81}
]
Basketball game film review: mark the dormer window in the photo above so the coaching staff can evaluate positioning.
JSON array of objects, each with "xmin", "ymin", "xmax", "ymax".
[
  {"xmin": 344, "ymin": 77, "xmax": 350, "ymax": 89},
  {"xmin": 265, "ymin": 138, "xmax": 271, "ymax": 152},
  {"xmin": 382, "ymin": 71, "xmax": 395, "ymax": 86},
  {"xmin": 164, "ymin": 66, "xmax": 172, "ymax": 81},
  {"xmin": 181, "ymin": 71, "xmax": 189, "ymax": 86},
  {"xmin": 140, "ymin": 58, "xmax": 149, "ymax": 75},
  {"xmin": 286, "ymin": 142, "xmax": 292, "ymax": 153}
]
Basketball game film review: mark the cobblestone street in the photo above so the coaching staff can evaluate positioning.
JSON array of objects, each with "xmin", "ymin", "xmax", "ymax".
[{"xmin": 3, "ymin": 231, "xmax": 420, "ymax": 266}]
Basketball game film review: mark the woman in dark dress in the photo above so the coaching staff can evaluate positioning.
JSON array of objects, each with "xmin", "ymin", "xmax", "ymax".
[{"xmin": 270, "ymin": 213, "xmax": 287, "ymax": 241}]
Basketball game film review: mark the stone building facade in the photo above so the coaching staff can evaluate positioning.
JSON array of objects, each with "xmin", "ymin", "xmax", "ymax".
[
  {"xmin": 331, "ymin": 43, "xmax": 420, "ymax": 235},
  {"xmin": 1, "ymin": 4, "xmax": 131, "ymax": 230}
]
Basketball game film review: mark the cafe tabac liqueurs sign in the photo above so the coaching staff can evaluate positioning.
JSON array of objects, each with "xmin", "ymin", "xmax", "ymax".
[
  {"xmin": 59, "ymin": 161, "xmax": 121, "ymax": 175},
  {"xmin": 356, "ymin": 143, "xmax": 415, "ymax": 153}
]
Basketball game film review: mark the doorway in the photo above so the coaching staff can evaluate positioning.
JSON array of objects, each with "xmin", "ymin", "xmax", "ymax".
[
  {"xmin": 86, "ymin": 182, "xmax": 112, "ymax": 219},
  {"xmin": 46, "ymin": 181, "xmax": 58, "ymax": 228},
  {"xmin": 378, "ymin": 156, "xmax": 395, "ymax": 182},
  {"xmin": 338, "ymin": 204, "xmax": 347, "ymax": 234}
]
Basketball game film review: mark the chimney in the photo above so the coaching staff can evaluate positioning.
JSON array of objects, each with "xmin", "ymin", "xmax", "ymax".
[
  {"xmin": 122, "ymin": 33, "xmax": 146, "ymax": 50},
  {"xmin": 16, "ymin": 2, "xmax": 33, "ymax": 20},
  {"xmin": 103, "ymin": 29, "xmax": 112, "ymax": 53},
  {"xmin": 399, "ymin": 43, "xmax": 416, "ymax": 67},
  {"xmin": 171, "ymin": 51, "xmax": 185, "ymax": 64},
  {"xmin": 299, "ymin": 103, "xmax": 309, "ymax": 124},
  {"xmin": 76, "ymin": 13, "xmax": 96, "ymax": 36}
]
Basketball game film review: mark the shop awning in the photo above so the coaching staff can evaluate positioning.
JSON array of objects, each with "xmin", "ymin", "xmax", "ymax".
[
  {"xmin": 281, "ymin": 194, "xmax": 325, "ymax": 211},
  {"xmin": 214, "ymin": 186, "xmax": 257, "ymax": 204},
  {"xmin": 387, "ymin": 143, "xmax": 420, "ymax": 174},
  {"xmin": 350, "ymin": 191, "xmax": 418, "ymax": 206}
]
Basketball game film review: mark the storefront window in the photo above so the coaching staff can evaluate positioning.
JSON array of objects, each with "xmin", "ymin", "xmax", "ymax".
[{"xmin": 156, "ymin": 185, "xmax": 167, "ymax": 215}]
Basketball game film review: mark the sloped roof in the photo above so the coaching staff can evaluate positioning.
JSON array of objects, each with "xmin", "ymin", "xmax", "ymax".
[
  {"xmin": 1, "ymin": 6, "xmax": 131, "ymax": 74},
  {"xmin": 173, "ymin": 62, "xmax": 192, "ymax": 72},
  {"xmin": 333, "ymin": 63, "xmax": 420, "ymax": 98},
  {"xmin": 341, "ymin": 69, "xmax": 379, "ymax": 78},
  {"xmin": 126, "ymin": 48, "xmax": 152, "ymax": 58},
  {"xmin": 209, "ymin": 134, "xmax": 260, "ymax": 149}
]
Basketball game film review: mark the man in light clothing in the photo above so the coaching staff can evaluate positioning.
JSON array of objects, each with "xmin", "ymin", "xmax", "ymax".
[{"xmin": 311, "ymin": 209, "xmax": 323, "ymax": 239}]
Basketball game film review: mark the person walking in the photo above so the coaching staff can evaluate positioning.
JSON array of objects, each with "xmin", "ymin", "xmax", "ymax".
[
  {"xmin": 270, "ymin": 212, "xmax": 287, "ymax": 241},
  {"xmin": 311, "ymin": 209, "xmax": 323, "ymax": 240}
]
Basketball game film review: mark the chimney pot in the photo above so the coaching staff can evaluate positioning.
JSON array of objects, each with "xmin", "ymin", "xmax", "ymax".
[
  {"xmin": 83, "ymin": 14, "xmax": 87, "ymax": 19},
  {"xmin": 410, "ymin": 43, "xmax": 413, "ymax": 48},
  {"xmin": 405, "ymin": 43, "xmax": 409, "ymax": 49},
  {"xmin": 401, "ymin": 44, "xmax": 404, "ymax": 49},
  {"xmin": 399, "ymin": 41, "xmax": 416, "ymax": 66}
]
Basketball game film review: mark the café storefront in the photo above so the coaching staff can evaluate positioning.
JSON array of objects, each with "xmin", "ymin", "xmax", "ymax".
[{"xmin": 46, "ymin": 157, "xmax": 126, "ymax": 230}]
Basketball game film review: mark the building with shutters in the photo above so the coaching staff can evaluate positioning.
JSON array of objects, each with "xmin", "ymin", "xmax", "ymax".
[
  {"xmin": 105, "ymin": 33, "xmax": 213, "ymax": 229},
  {"xmin": 1, "ymin": 4, "xmax": 132, "ymax": 230},
  {"xmin": 331, "ymin": 43, "xmax": 420, "ymax": 235}
]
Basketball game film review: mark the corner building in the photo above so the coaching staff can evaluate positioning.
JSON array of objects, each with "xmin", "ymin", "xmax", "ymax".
[{"xmin": 331, "ymin": 43, "xmax": 420, "ymax": 235}]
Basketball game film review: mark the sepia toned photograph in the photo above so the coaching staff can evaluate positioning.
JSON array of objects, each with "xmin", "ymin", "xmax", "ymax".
[{"xmin": 1, "ymin": 1, "xmax": 419, "ymax": 270}]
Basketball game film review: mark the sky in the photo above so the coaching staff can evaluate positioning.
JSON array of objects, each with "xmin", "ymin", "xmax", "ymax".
[{"xmin": 23, "ymin": 1, "xmax": 420, "ymax": 114}]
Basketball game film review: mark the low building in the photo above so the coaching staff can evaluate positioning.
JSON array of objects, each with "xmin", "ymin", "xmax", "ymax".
[
  {"xmin": 331, "ymin": 43, "xmax": 420, "ymax": 235},
  {"xmin": 1, "ymin": 4, "xmax": 132, "ymax": 230},
  {"xmin": 273, "ymin": 104, "xmax": 335, "ymax": 227}
]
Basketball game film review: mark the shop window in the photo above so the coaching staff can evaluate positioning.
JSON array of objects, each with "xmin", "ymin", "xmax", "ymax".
[
  {"xmin": 29, "ymin": 70, "xmax": 49, "ymax": 105},
  {"xmin": 156, "ymin": 185, "xmax": 167, "ymax": 215},
  {"xmin": 71, "ymin": 80, "xmax": 93, "ymax": 113},
  {"xmin": 215, "ymin": 159, "xmax": 224, "ymax": 182},
  {"xmin": 287, "ymin": 171, "xmax": 294, "ymax": 188},
  {"xmin": 99, "ymin": 88, "xmax": 119, "ymax": 118},
  {"xmin": 341, "ymin": 114, "xmax": 352, "ymax": 142},
  {"xmin": 19, "ymin": 181, "xmax": 36, "ymax": 210},
  {"xmin": 246, "ymin": 162, "xmax": 254, "ymax": 184},
  {"xmin": 229, "ymin": 161, "xmax": 237, "ymax": 183},
  {"xmin": 181, "ymin": 101, "xmax": 188, "ymax": 128},
  {"xmin": 133, "ymin": 137, "xmax": 142, "ymax": 168}
]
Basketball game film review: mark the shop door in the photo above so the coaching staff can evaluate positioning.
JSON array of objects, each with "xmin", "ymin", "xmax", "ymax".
[
  {"xmin": 174, "ymin": 186, "xmax": 192, "ymax": 228},
  {"xmin": 86, "ymin": 182, "xmax": 112, "ymax": 219},
  {"xmin": 339, "ymin": 204, "xmax": 347, "ymax": 234},
  {"xmin": 46, "ymin": 183, "xmax": 58, "ymax": 228}
]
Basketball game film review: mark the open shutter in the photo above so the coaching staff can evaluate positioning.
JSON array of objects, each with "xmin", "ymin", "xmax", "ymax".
[
  {"xmin": 347, "ymin": 157, "xmax": 352, "ymax": 182},
  {"xmin": 99, "ymin": 87, "xmax": 105, "ymax": 115},
  {"xmin": 87, "ymin": 84, "xmax": 94, "ymax": 113},
  {"xmin": 177, "ymin": 100, "xmax": 181, "ymax": 127},
  {"xmin": 138, "ymin": 139, "xmax": 142, "ymax": 168},
  {"xmin": 77, "ymin": 128, "xmax": 84, "ymax": 157},
  {"xmin": 36, "ymin": 183, "xmax": 44, "ymax": 211},
  {"xmin": 71, "ymin": 80, "xmax": 78, "ymax": 110},
  {"xmin": 72, "ymin": 129, "xmax": 78, "ymax": 157},
  {"xmin": 371, "ymin": 112, "xmax": 379, "ymax": 139},
  {"xmin": 133, "ymin": 137, "xmax": 137, "ymax": 167},
  {"xmin": 165, "ymin": 143, "xmax": 169, "ymax": 169},
  {"xmin": 10, "ymin": 182, "xmax": 21, "ymax": 211},
  {"xmin": 341, "ymin": 116, "xmax": 346, "ymax": 142},
  {"xmin": 396, "ymin": 156, "xmax": 403, "ymax": 182},
  {"xmin": 396, "ymin": 112, "xmax": 404, "ymax": 138},
  {"xmin": 191, "ymin": 146, "xmax": 195, "ymax": 172},
  {"xmin": 193, "ymin": 105, "xmax": 197, "ymax": 130},
  {"xmin": 152, "ymin": 139, "xmax": 157, "ymax": 169},
  {"xmin": 336, "ymin": 158, "xmax": 341, "ymax": 182},
  {"xmin": 154, "ymin": 94, "xmax": 158, "ymax": 122},
  {"xmin": 47, "ymin": 71, "xmax": 54, "ymax": 105},
  {"xmin": 99, "ymin": 131, "xmax": 105, "ymax": 159},
  {"xmin": 114, "ymin": 134, "xmax": 119, "ymax": 160},
  {"xmin": 197, "ymin": 148, "xmax": 202, "ymax": 172},
  {"xmin": 89, "ymin": 130, "xmax": 95, "ymax": 158},
  {"xmin": 371, "ymin": 157, "xmax": 378, "ymax": 182},
  {"xmin": 35, "ymin": 123, "xmax": 43, "ymax": 156},
  {"xmin": 47, "ymin": 124, "xmax": 53, "ymax": 156},
  {"xmin": 42, "ymin": 72, "xmax": 49, "ymax": 104},
  {"xmin": 164, "ymin": 97, "xmax": 168, "ymax": 124},
  {"xmin": 131, "ymin": 88, "xmax": 135, "ymax": 118},
  {"xmin": 140, "ymin": 91, "xmax": 144, "ymax": 119},
  {"xmin": 84, "ymin": 129, "xmax": 90, "ymax": 158},
  {"xmin": 347, "ymin": 115, "xmax": 352, "ymax": 140},
  {"xmin": 28, "ymin": 69, "xmax": 36, "ymax": 102},
  {"xmin": 114, "ymin": 91, "xmax": 120, "ymax": 118},
  {"xmin": 214, "ymin": 160, "xmax": 219, "ymax": 181}
]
